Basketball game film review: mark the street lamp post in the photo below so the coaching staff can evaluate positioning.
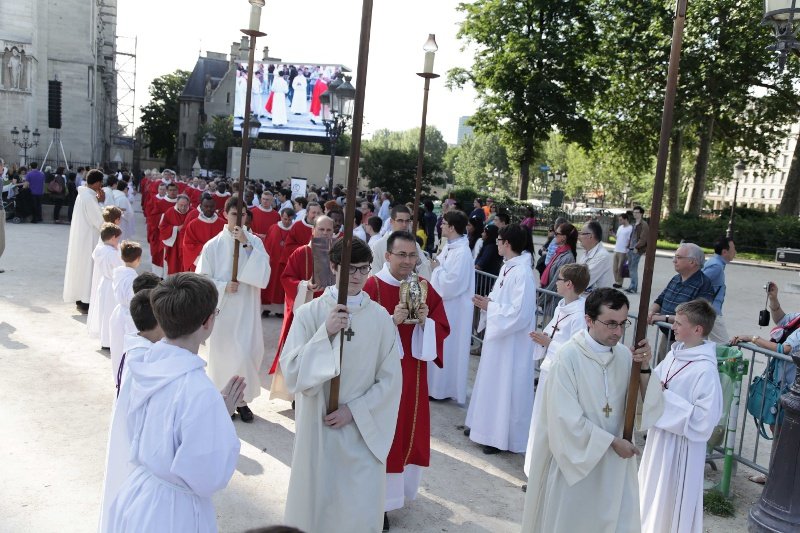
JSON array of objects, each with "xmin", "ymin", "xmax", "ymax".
[
  {"xmin": 10, "ymin": 126, "xmax": 41, "ymax": 166},
  {"xmin": 320, "ymin": 74, "xmax": 355, "ymax": 193},
  {"xmin": 202, "ymin": 132, "xmax": 216, "ymax": 178},
  {"xmin": 747, "ymin": 3, "xmax": 800, "ymax": 531},
  {"xmin": 232, "ymin": 0, "xmax": 266, "ymax": 282},
  {"xmin": 726, "ymin": 160, "xmax": 745, "ymax": 239},
  {"xmin": 411, "ymin": 34, "xmax": 439, "ymax": 235}
]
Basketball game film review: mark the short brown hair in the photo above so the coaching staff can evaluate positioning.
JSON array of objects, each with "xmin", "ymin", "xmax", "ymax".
[
  {"xmin": 675, "ymin": 299, "xmax": 716, "ymax": 336},
  {"xmin": 100, "ymin": 223, "xmax": 122, "ymax": 242},
  {"xmin": 443, "ymin": 210, "xmax": 469, "ymax": 235},
  {"xmin": 559, "ymin": 263, "xmax": 591, "ymax": 294},
  {"xmin": 330, "ymin": 236, "xmax": 372, "ymax": 266},
  {"xmin": 150, "ymin": 273, "xmax": 218, "ymax": 339},
  {"xmin": 224, "ymin": 194, "xmax": 242, "ymax": 214},
  {"xmin": 102, "ymin": 205, "xmax": 122, "ymax": 223},
  {"xmin": 130, "ymin": 289, "xmax": 158, "ymax": 332},
  {"xmin": 120, "ymin": 241, "xmax": 143, "ymax": 263},
  {"xmin": 133, "ymin": 272, "xmax": 161, "ymax": 293}
]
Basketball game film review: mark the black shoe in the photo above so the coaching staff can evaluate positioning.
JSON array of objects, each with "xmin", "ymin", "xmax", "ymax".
[
  {"xmin": 275, "ymin": 312, "xmax": 284, "ymax": 318},
  {"xmin": 236, "ymin": 405, "xmax": 254, "ymax": 423},
  {"xmin": 521, "ymin": 484, "xmax": 527, "ymax": 492},
  {"xmin": 482, "ymin": 445, "xmax": 502, "ymax": 455},
  {"xmin": 261, "ymin": 310, "xmax": 271, "ymax": 317},
  {"xmin": 613, "ymin": 283, "xmax": 622, "ymax": 289},
  {"xmin": 383, "ymin": 512, "xmax": 390, "ymax": 531},
  {"xmin": 463, "ymin": 428, "xmax": 471, "ymax": 437},
  {"xmin": 291, "ymin": 400, "xmax": 295, "ymax": 410}
]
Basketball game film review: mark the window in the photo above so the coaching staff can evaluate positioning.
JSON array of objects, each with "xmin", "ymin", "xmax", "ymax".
[
  {"xmin": 781, "ymin": 172, "xmax": 786, "ymax": 183},
  {"xmin": 742, "ymin": 188, "xmax": 747, "ymax": 197},
  {"xmin": 761, "ymin": 189, "xmax": 766, "ymax": 198},
  {"xmin": 783, "ymin": 154, "xmax": 789, "ymax": 167},
  {"xmin": 780, "ymin": 189, "xmax": 783, "ymax": 198},
  {"xmin": 772, "ymin": 174, "xmax": 776, "ymax": 183},
  {"xmin": 743, "ymin": 172, "xmax": 750, "ymax": 183},
  {"xmin": 226, "ymin": 92, "xmax": 231, "ymax": 104},
  {"xmin": 181, "ymin": 132, "xmax": 187, "ymax": 148},
  {"xmin": 770, "ymin": 189, "xmax": 774, "ymax": 198}
]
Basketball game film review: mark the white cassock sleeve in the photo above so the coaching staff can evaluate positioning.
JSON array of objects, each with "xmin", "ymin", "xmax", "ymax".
[
  {"xmin": 484, "ymin": 271, "xmax": 536, "ymax": 341},
  {"xmin": 546, "ymin": 353, "xmax": 616, "ymax": 486},
  {"xmin": 410, "ymin": 318, "xmax": 437, "ymax": 362},
  {"xmin": 281, "ymin": 310, "xmax": 340, "ymax": 398},
  {"xmin": 171, "ymin": 387, "xmax": 240, "ymax": 498},
  {"xmin": 431, "ymin": 249, "xmax": 470, "ymax": 300},
  {"xmin": 196, "ymin": 240, "xmax": 229, "ymax": 303},
  {"xmin": 236, "ymin": 233, "xmax": 270, "ymax": 289},
  {"xmin": 654, "ymin": 376, "xmax": 722, "ymax": 442}
]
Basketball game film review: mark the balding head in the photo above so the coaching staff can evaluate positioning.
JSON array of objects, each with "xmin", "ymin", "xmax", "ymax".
[{"xmin": 313, "ymin": 215, "xmax": 335, "ymax": 238}]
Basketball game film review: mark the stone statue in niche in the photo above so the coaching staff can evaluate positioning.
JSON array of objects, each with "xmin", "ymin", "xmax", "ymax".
[{"xmin": 2, "ymin": 45, "xmax": 30, "ymax": 92}]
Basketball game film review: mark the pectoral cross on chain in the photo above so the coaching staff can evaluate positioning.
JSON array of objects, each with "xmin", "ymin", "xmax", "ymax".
[
  {"xmin": 602, "ymin": 403, "xmax": 613, "ymax": 418},
  {"xmin": 344, "ymin": 327, "xmax": 355, "ymax": 342}
]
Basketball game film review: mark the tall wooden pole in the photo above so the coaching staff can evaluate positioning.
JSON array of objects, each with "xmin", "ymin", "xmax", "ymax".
[
  {"xmin": 622, "ymin": 0, "xmax": 688, "ymax": 442},
  {"xmin": 411, "ymin": 73, "xmax": 438, "ymax": 235},
  {"xmin": 232, "ymin": 29, "xmax": 264, "ymax": 282},
  {"xmin": 327, "ymin": 0, "xmax": 374, "ymax": 414}
]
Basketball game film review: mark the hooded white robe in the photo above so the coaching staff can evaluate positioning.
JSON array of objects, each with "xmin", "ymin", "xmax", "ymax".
[
  {"xmin": 63, "ymin": 186, "xmax": 104, "ymax": 303},
  {"xmin": 99, "ymin": 340, "xmax": 239, "ymax": 533},
  {"xmin": 280, "ymin": 288, "xmax": 402, "ymax": 533},
  {"xmin": 466, "ymin": 252, "xmax": 537, "ymax": 452},
  {"xmin": 290, "ymin": 74, "xmax": 307, "ymax": 114},
  {"xmin": 427, "ymin": 235, "xmax": 475, "ymax": 404},
  {"xmin": 108, "ymin": 266, "xmax": 137, "ymax": 382},
  {"xmin": 112, "ymin": 189, "xmax": 135, "ymax": 240},
  {"xmin": 638, "ymin": 340, "xmax": 722, "ymax": 533},
  {"xmin": 270, "ymin": 76, "xmax": 289, "ymax": 127},
  {"xmin": 524, "ymin": 295, "xmax": 587, "ymax": 475},
  {"xmin": 87, "ymin": 244, "xmax": 123, "ymax": 347},
  {"xmin": 521, "ymin": 330, "xmax": 641, "ymax": 533},
  {"xmin": 197, "ymin": 227, "xmax": 270, "ymax": 403}
]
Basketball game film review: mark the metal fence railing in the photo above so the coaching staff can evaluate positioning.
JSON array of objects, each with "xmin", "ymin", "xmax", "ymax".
[{"xmin": 470, "ymin": 269, "xmax": 792, "ymax": 483}]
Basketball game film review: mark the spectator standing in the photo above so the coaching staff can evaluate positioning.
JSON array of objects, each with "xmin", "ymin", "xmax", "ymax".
[
  {"xmin": 26, "ymin": 161, "xmax": 45, "ymax": 223},
  {"xmin": 423, "ymin": 199, "xmax": 438, "ymax": 254},
  {"xmin": 469, "ymin": 198, "xmax": 486, "ymax": 224},
  {"xmin": 702, "ymin": 236, "xmax": 736, "ymax": 343},
  {"xmin": 612, "ymin": 213, "xmax": 633, "ymax": 288},
  {"xmin": 50, "ymin": 167, "xmax": 69, "ymax": 223},
  {"xmin": 577, "ymin": 221, "xmax": 615, "ymax": 291},
  {"xmin": 625, "ymin": 205, "xmax": 649, "ymax": 294},
  {"xmin": 648, "ymin": 243, "xmax": 715, "ymax": 363}
]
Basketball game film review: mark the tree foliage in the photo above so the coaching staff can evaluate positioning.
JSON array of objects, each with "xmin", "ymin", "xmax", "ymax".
[
  {"xmin": 447, "ymin": 132, "xmax": 511, "ymax": 191},
  {"xmin": 361, "ymin": 146, "xmax": 443, "ymax": 203},
  {"xmin": 448, "ymin": 0, "xmax": 603, "ymax": 200},
  {"xmin": 368, "ymin": 127, "xmax": 448, "ymax": 167},
  {"xmin": 140, "ymin": 70, "xmax": 191, "ymax": 167}
]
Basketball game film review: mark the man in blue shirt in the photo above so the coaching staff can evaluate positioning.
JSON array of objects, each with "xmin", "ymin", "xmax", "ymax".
[
  {"xmin": 25, "ymin": 161, "xmax": 46, "ymax": 223},
  {"xmin": 647, "ymin": 242, "xmax": 715, "ymax": 363},
  {"xmin": 702, "ymin": 236, "xmax": 736, "ymax": 342}
]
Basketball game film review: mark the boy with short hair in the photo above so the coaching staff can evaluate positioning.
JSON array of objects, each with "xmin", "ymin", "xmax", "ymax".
[
  {"xmin": 102, "ymin": 205, "xmax": 122, "ymax": 225},
  {"xmin": 88, "ymin": 223, "xmax": 123, "ymax": 349},
  {"xmin": 108, "ymin": 242, "xmax": 144, "ymax": 383},
  {"xmin": 99, "ymin": 273, "xmax": 244, "ymax": 532},
  {"xmin": 638, "ymin": 298, "xmax": 723, "ymax": 533}
]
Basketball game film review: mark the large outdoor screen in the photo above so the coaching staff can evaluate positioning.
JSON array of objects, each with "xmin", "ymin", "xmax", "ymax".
[{"xmin": 232, "ymin": 62, "xmax": 350, "ymax": 140}]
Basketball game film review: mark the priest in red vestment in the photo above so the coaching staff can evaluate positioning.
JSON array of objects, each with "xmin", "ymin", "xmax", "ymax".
[
  {"xmin": 262, "ymin": 207, "xmax": 295, "ymax": 307},
  {"xmin": 281, "ymin": 201, "xmax": 322, "ymax": 263},
  {"xmin": 181, "ymin": 196, "xmax": 225, "ymax": 272},
  {"xmin": 251, "ymin": 191, "xmax": 281, "ymax": 240},
  {"xmin": 158, "ymin": 194, "xmax": 191, "ymax": 275},
  {"xmin": 213, "ymin": 183, "xmax": 232, "ymax": 213},
  {"xmin": 362, "ymin": 231, "xmax": 449, "ymax": 525},
  {"xmin": 309, "ymin": 76, "xmax": 328, "ymax": 122},
  {"xmin": 268, "ymin": 214, "xmax": 334, "ymax": 400},
  {"xmin": 145, "ymin": 183, "xmax": 175, "ymax": 271}
]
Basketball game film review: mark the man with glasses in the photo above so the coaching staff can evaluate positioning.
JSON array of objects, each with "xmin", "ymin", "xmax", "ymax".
[
  {"xmin": 522, "ymin": 288, "xmax": 652, "ymax": 532},
  {"xmin": 280, "ymin": 237, "xmax": 402, "ymax": 533},
  {"xmin": 577, "ymin": 220, "xmax": 615, "ymax": 291},
  {"xmin": 363, "ymin": 230, "xmax": 450, "ymax": 529},
  {"xmin": 647, "ymin": 243, "xmax": 714, "ymax": 364},
  {"xmin": 370, "ymin": 204, "xmax": 431, "ymax": 279}
]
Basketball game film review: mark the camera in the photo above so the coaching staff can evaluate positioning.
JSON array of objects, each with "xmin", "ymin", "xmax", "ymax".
[{"xmin": 759, "ymin": 282, "xmax": 773, "ymax": 326}]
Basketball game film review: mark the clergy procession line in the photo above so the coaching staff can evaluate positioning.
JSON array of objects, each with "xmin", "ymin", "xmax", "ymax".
[{"xmin": 61, "ymin": 167, "xmax": 728, "ymax": 532}]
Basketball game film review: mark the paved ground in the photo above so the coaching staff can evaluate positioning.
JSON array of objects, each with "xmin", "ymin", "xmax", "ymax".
[{"xmin": 0, "ymin": 204, "xmax": 793, "ymax": 532}]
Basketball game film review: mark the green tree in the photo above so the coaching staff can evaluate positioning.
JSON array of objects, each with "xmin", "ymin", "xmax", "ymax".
[
  {"xmin": 361, "ymin": 146, "xmax": 443, "ymax": 203},
  {"xmin": 448, "ymin": 0, "xmax": 602, "ymax": 200},
  {"xmin": 140, "ymin": 70, "xmax": 191, "ymax": 167},
  {"xmin": 450, "ymin": 132, "xmax": 510, "ymax": 191},
  {"xmin": 368, "ymin": 126, "xmax": 447, "ymax": 166}
]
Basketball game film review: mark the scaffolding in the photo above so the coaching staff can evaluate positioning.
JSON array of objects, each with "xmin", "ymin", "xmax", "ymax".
[{"xmin": 113, "ymin": 35, "xmax": 137, "ymax": 142}]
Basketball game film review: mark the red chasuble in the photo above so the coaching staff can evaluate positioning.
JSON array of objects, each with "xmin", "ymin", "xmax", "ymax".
[
  {"xmin": 158, "ymin": 207, "xmax": 189, "ymax": 275},
  {"xmin": 145, "ymin": 196, "xmax": 174, "ymax": 267},
  {"xmin": 213, "ymin": 191, "xmax": 231, "ymax": 213},
  {"xmin": 309, "ymin": 79, "xmax": 328, "ymax": 117},
  {"xmin": 184, "ymin": 205, "xmax": 201, "ymax": 227},
  {"xmin": 250, "ymin": 206, "xmax": 280, "ymax": 239},
  {"xmin": 269, "ymin": 245, "xmax": 324, "ymax": 374},
  {"xmin": 262, "ymin": 223, "xmax": 291, "ymax": 305},
  {"xmin": 185, "ymin": 186, "xmax": 202, "ymax": 208},
  {"xmin": 363, "ymin": 275, "xmax": 450, "ymax": 473},
  {"xmin": 181, "ymin": 215, "xmax": 225, "ymax": 272},
  {"xmin": 281, "ymin": 219, "xmax": 313, "ymax": 264}
]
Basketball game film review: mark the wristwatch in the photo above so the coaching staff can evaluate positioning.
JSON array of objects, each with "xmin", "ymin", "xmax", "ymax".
[
  {"xmin": 752, "ymin": 335, "xmax": 760, "ymax": 344},
  {"xmin": 665, "ymin": 315, "xmax": 670, "ymax": 324}
]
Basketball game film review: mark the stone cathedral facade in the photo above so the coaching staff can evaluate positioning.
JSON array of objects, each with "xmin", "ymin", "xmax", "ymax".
[{"xmin": 0, "ymin": 0, "xmax": 118, "ymax": 168}]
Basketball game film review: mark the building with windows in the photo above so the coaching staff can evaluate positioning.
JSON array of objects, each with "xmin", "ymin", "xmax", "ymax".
[
  {"xmin": 456, "ymin": 115, "xmax": 474, "ymax": 145},
  {"xmin": 706, "ymin": 122, "xmax": 798, "ymax": 212}
]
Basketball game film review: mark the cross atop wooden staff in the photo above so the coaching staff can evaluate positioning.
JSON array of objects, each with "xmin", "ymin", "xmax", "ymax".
[
  {"xmin": 327, "ymin": 0, "xmax": 375, "ymax": 415},
  {"xmin": 231, "ymin": 0, "xmax": 266, "ymax": 283},
  {"xmin": 622, "ymin": 0, "xmax": 688, "ymax": 442}
]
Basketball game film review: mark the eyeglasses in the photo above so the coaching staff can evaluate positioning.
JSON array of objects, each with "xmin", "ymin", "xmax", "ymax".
[
  {"xmin": 496, "ymin": 238, "xmax": 506, "ymax": 243},
  {"xmin": 578, "ymin": 232, "xmax": 593, "ymax": 236},
  {"xmin": 673, "ymin": 255, "xmax": 690, "ymax": 261},
  {"xmin": 556, "ymin": 277, "xmax": 567, "ymax": 282},
  {"xmin": 393, "ymin": 218, "xmax": 411, "ymax": 224},
  {"xmin": 348, "ymin": 265, "xmax": 372, "ymax": 275},
  {"xmin": 554, "ymin": 232, "xmax": 565, "ymax": 236},
  {"xmin": 593, "ymin": 318, "xmax": 632, "ymax": 330},
  {"xmin": 388, "ymin": 252, "xmax": 419, "ymax": 260}
]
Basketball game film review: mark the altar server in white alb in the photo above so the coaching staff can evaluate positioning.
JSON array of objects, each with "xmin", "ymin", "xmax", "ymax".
[
  {"xmin": 87, "ymin": 224, "xmax": 123, "ymax": 349},
  {"xmin": 638, "ymin": 299, "xmax": 722, "ymax": 533},
  {"xmin": 197, "ymin": 195, "xmax": 270, "ymax": 423},
  {"xmin": 107, "ymin": 241, "xmax": 142, "ymax": 381},
  {"xmin": 427, "ymin": 210, "xmax": 475, "ymax": 404},
  {"xmin": 466, "ymin": 224, "xmax": 538, "ymax": 455},
  {"xmin": 99, "ymin": 273, "xmax": 244, "ymax": 533},
  {"xmin": 524, "ymin": 263, "xmax": 590, "ymax": 476},
  {"xmin": 521, "ymin": 288, "xmax": 652, "ymax": 533},
  {"xmin": 280, "ymin": 237, "xmax": 402, "ymax": 533}
]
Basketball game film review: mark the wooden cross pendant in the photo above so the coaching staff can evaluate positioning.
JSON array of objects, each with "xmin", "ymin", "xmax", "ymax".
[
  {"xmin": 603, "ymin": 403, "xmax": 613, "ymax": 418},
  {"xmin": 344, "ymin": 327, "xmax": 355, "ymax": 342}
]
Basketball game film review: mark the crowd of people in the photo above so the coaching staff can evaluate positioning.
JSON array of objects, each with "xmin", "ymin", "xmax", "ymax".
[{"xmin": 43, "ymin": 163, "xmax": 747, "ymax": 533}]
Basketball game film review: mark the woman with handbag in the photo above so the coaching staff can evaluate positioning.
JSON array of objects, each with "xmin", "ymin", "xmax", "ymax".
[{"xmin": 731, "ymin": 281, "xmax": 798, "ymax": 484}]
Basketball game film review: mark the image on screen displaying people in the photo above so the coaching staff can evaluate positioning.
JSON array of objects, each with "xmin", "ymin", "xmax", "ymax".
[{"xmin": 233, "ymin": 62, "xmax": 346, "ymax": 138}]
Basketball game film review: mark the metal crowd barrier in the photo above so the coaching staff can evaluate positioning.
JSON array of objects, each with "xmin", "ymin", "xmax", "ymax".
[{"xmin": 470, "ymin": 269, "xmax": 790, "ymax": 484}]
